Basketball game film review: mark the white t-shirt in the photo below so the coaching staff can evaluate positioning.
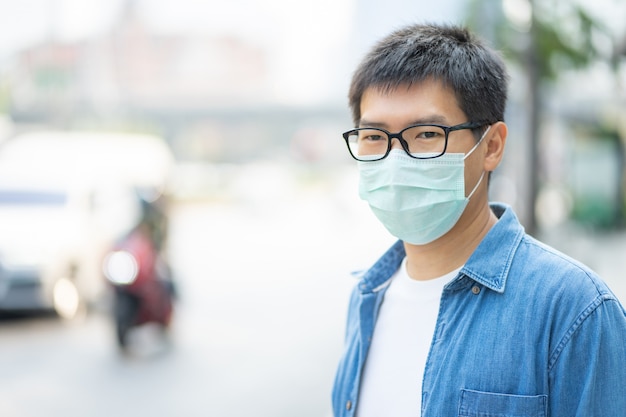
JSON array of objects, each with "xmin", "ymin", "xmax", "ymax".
[{"xmin": 356, "ymin": 258, "xmax": 460, "ymax": 417}]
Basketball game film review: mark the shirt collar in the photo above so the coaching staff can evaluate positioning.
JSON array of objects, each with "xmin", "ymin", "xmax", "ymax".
[
  {"xmin": 357, "ymin": 203, "xmax": 524, "ymax": 294},
  {"xmin": 358, "ymin": 240, "xmax": 405, "ymax": 293},
  {"xmin": 460, "ymin": 203, "xmax": 525, "ymax": 293}
]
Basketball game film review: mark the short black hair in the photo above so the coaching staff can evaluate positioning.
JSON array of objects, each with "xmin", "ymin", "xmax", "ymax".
[{"xmin": 348, "ymin": 23, "xmax": 509, "ymax": 127}]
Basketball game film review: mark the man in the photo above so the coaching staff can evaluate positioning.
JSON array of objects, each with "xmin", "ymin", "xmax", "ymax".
[{"xmin": 332, "ymin": 23, "xmax": 626, "ymax": 417}]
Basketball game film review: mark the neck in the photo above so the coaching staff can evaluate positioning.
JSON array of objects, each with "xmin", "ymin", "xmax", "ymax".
[{"xmin": 403, "ymin": 201, "xmax": 497, "ymax": 281}]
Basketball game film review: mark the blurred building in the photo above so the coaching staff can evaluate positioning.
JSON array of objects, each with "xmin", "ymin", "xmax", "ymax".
[{"xmin": 6, "ymin": 1, "xmax": 270, "ymax": 125}]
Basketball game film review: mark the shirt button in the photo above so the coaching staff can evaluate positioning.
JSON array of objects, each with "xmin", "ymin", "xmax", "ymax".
[
  {"xmin": 346, "ymin": 400, "xmax": 352, "ymax": 410},
  {"xmin": 471, "ymin": 285, "xmax": 481, "ymax": 295}
]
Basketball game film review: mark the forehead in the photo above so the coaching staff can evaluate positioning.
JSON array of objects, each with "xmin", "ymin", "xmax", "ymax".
[{"xmin": 359, "ymin": 79, "xmax": 465, "ymax": 127}]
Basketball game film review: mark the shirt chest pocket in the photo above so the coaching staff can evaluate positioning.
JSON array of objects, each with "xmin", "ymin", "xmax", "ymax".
[{"xmin": 459, "ymin": 389, "xmax": 547, "ymax": 417}]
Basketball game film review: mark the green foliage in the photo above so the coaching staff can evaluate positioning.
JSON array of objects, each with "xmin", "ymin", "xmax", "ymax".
[
  {"xmin": 537, "ymin": 6, "xmax": 611, "ymax": 80},
  {"xmin": 571, "ymin": 195, "xmax": 618, "ymax": 229},
  {"xmin": 465, "ymin": 0, "xmax": 616, "ymax": 81}
]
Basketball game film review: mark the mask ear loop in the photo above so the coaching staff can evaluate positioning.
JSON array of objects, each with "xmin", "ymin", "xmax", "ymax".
[
  {"xmin": 467, "ymin": 171, "xmax": 485, "ymax": 199},
  {"xmin": 464, "ymin": 125, "xmax": 491, "ymax": 199},
  {"xmin": 464, "ymin": 125, "xmax": 491, "ymax": 160}
]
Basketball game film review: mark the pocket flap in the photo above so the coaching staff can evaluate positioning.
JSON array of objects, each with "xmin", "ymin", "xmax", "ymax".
[{"xmin": 459, "ymin": 389, "xmax": 547, "ymax": 417}]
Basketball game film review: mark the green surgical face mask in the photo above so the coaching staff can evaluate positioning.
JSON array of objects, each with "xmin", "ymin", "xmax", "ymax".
[{"xmin": 358, "ymin": 127, "xmax": 489, "ymax": 245}]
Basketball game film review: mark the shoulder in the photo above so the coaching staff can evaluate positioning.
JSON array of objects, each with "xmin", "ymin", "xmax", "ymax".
[
  {"xmin": 514, "ymin": 233, "xmax": 615, "ymax": 300},
  {"xmin": 510, "ymin": 233, "xmax": 626, "ymax": 340},
  {"xmin": 507, "ymin": 234, "xmax": 626, "ymax": 360}
]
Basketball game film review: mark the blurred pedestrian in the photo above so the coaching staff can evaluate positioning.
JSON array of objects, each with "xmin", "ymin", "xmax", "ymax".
[{"xmin": 332, "ymin": 23, "xmax": 626, "ymax": 417}]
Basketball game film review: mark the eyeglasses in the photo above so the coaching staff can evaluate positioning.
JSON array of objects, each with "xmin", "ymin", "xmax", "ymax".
[{"xmin": 342, "ymin": 121, "xmax": 488, "ymax": 161}]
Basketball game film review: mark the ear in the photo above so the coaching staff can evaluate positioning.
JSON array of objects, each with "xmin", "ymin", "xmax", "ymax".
[{"xmin": 483, "ymin": 121, "xmax": 507, "ymax": 172}]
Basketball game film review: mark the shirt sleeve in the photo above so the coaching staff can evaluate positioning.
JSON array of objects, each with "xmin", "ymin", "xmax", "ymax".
[{"xmin": 548, "ymin": 295, "xmax": 626, "ymax": 416}]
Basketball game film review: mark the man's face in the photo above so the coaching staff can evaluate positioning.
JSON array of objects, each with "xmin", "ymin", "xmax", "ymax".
[{"xmin": 358, "ymin": 79, "xmax": 487, "ymax": 199}]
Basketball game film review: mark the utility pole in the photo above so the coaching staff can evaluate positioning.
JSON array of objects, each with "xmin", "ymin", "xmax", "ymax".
[{"xmin": 523, "ymin": 0, "xmax": 540, "ymax": 236}]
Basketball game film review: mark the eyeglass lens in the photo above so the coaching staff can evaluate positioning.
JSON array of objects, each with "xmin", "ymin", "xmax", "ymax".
[{"xmin": 347, "ymin": 125, "xmax": 447, "ymax": 160}]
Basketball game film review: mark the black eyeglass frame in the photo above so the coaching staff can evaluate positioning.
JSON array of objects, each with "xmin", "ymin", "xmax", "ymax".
[{"xmin": 342, "ymin": 121, "xmax": 490, "ymax": 161}]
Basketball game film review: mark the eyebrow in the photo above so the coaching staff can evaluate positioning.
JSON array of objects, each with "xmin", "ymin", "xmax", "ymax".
[{"xmin": 359, "ymin": 115, "xmax": 451, "ymax": 129}]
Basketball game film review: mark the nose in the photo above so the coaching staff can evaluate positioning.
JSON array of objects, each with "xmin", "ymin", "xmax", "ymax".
[{"xmin": 390, "ymin": 137, "xmax": 404, "ymax": 150}]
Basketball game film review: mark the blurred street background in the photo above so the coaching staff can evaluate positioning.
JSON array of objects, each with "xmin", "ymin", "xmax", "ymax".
[{"xmin": 0, "ymin": 0, "xmax": 625, "ymax": 416}]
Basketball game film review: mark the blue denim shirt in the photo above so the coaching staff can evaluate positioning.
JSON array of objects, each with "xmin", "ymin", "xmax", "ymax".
[{"xmin": 332, "ymin": 203, "xmax": 626, "ymax": 417}]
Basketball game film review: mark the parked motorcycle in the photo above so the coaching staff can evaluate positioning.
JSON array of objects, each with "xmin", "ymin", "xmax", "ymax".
[{"xmin": 102, "ymin": 194, "xmax": 175, "ymax": 350}]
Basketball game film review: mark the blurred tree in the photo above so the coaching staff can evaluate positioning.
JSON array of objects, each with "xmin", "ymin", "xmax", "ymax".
[{"xmin": 465, "ymin": 0, "xmax": 622, "ymax": 234}]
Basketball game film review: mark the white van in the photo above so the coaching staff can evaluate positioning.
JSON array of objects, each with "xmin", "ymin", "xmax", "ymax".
[{"xmin": 0, "ymin": 131, "xmax": 174, "ymax": 318}]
